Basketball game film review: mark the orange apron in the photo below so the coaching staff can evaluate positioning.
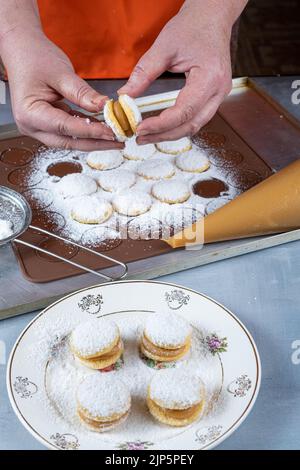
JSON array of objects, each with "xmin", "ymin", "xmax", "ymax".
[{"xmin": 37, "ymin": 0, "xmax": 184, "ymax": 79}]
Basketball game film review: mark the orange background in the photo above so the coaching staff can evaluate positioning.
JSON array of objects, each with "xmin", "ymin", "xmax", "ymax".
[{"xmin": 38, "ymin": 0, "xmax": 184, "ymax": 78}]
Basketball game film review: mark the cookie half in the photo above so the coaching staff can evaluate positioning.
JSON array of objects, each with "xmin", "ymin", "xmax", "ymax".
[
  {"xmin": 156, "ymin": 138, "xmax": 192, "ymax": 155},
  {"xmin": 138, "ymin": 159, "xmax": 175, "ymax": 180},
  {"xmin": 70, "ymin": 318, "xmax": 120, "ymax": 360},
  {"xmin": 113, "ymin": 190, "xmax": 152, "ymax": 216},
  {"xmin": 86, "ymin": 150, "xmax": 124, "ymax": 170},
  {"xmin": 71, "ymin": 195, "xmax": 113, "ymax": 224},
  {"xmin": 152, "ymin": 180, "xmax": 191, "ymax": 204},
  {"xmin": 176, "ymin": 148, "xmax": 210, "ymax": 173}
]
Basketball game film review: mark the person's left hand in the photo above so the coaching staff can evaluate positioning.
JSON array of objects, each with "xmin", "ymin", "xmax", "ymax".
[{"xmin": 118, "ymin": 1, "xmax": 234, "ymax": 144}]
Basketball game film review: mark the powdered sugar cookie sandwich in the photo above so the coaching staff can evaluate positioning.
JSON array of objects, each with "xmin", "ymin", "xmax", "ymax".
[
  {"xmin": 70, "ymin": 195, "xmax": 113, "ymax": 224},
  {"xmin": 137, "ymin": 159, "xmax": 175, "ymax": 180},
  {"xmin": 152, "ymin": 180, "xmax": 191, "ymax": 204},
  {"xmin": 97, "ymin": 169, "xmax": 136, "ymax": 193},
  {"xmin": 70, "ymin": 318, "xmax": 123, "ymax": 370},
  {"xmin": 113, "ymin": 190, "xmax": 152, "ymax": 216},
  {"xmin": 176, "ymin": 147, "xmax": 210, "ymax": 173},
  {"xmin": 147, "ymin": 370, "xmax": 205, "ymax": 427},
  {"xmin": 86, "ymin": 150, "xmax": 124, "ymax": 170},
  {"xmin": 156, "ymin": 138, "xmax": 192, "ymax": 155},
  {"xmin": 77, "ymin": 374, "xmax": 131, "ymax": 432},
  {"xmin": 104, "ymin": 95, "xmax": 142, "ymax": 142},
  {"xmin": 56, "ymin": 173, "xmax": 97, "ymax": 198},
  {"xmin": 140, "ymin": 312, "xmax": 192, "ymax": 363},
  {"xmin": 123, "ymin": 136, "xmax": 156, "ymax": 161}
]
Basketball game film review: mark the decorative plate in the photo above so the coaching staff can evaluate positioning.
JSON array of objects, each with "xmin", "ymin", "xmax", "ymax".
[{"xmin": 7, "ymin": 280, "xmax": 260, "ymax": 450}]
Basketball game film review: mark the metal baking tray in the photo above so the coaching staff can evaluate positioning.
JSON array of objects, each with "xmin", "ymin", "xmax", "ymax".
[{"xmin": 1, "ymin": 77, "xmax": 300, "ymax": 319}]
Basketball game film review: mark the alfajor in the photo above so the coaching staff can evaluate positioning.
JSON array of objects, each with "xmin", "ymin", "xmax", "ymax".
[
  {"xmin": 70, "ymin": 318, "xmax": 123, "ymax": 370},
  {"xmin": 77, "ymin": 374, "xmax": 131, "ymax": 432},
  {"xmin": 147, "ymin": 370, "xmax": 205, "ymax": 427},
  {"xmin": 104, "ymin": 94, "xmax": 142, "ymax": 142},
  {"xmin": 140, "ymin": 312, "xmax": 192, "ymax": 363}
]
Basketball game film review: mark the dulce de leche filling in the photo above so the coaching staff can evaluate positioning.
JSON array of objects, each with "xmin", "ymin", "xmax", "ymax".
[
  {"xmin": 142, "ymin": 334, "xmax": 189, "ymax": 358},
  {"xmin": 77, "ymin": 407, "xmax": 128, "ymax": 428},
  {"xmin": 113, "ymin": 101, "xmax": 133, "ymax": 137},
  {"xmin": 150, "ymin": 398, "xmax": 203, "ymax": 420}
]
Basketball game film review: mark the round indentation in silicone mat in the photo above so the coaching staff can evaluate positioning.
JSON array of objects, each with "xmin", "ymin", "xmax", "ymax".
[
  {"xmin": 46, "ymin": 160, "xmax": 83, "ymax": 178},
  {"xmin": 35, "ymin": 238, "xmax": 79, "ymax": 263},
  {"xmin": 0, "ymin": 148, "xmax": 34, "ymax": 166},
  {"xmin": 194, "ymin": 131, "xmax": 226, "ymax": 148},
  {"xmin": 31, "ymin": 210, "xmax": 66, "ymax": 233},
  {"xmin": 8, "ymin": 167, "xmax": 43, "ymax": 188},
  {"xmin": 22, "ymin": 188, "xmax": 53, "ymax": 210},
  {"xmin": 225, "ymin": 168, "xmax": 264, "ymax": 190},
  {"xmin": 208, "ymin": 149, "xmax": 244, "ymax": 169},
  {"xmin": 80, "ymin": 226, "xmax": 122, "ymax": 251}
]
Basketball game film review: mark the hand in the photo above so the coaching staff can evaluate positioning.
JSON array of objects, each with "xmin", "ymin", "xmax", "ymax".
[
  {"xmin": 1, "ymin": 28, "xmax": 123, "ymax": 151},
  {"xmin": 118, "ymin": 0, "xmax": 235, "ymax": 144}
]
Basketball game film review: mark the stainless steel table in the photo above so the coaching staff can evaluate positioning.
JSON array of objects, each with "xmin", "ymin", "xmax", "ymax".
[{"xmin": 0, "ymin": 77, "xmax": 300, "ymax": 450}]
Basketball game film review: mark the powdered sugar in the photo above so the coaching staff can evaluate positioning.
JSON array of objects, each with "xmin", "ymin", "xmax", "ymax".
[
  {"xmin": 138, "ymin": 159, "xmax": 175, "ymax": 180},
  {"xmin": 86, "ymin": 150, "xmax": 124, "ymax": 170},
  {"xmin": 149, "ymin": 369, "xmax": 205, "ymax": 409},
  {"xmin": 56, "ymin": 174, "xmax": 97, "ymax": 198},
  {"xmin": 77, "ymin": 374, "xmax": 131, "ymax": 418},
  {"xmin": 70, "ymin": 318, "xmax": 119, "ymax": 357},
  {"xmin": 24, "ymin": 138, "xmax": 239, "ymax": 246},
  {"xmin": 144, "ymin": 312, "xmax": 192, "ymax": 348},
  {"xmin": 0, "ymin": 219, "xmax": 13, "ymax": 240}
]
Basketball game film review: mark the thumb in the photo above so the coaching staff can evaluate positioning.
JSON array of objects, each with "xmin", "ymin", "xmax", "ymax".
[
  {"xmin": 56, "ymin": 73, "xmax": 108, "ymax": 112},
  {"xmin": 118, "ymin": 46, "xmax": 168, "ymax": 97}
]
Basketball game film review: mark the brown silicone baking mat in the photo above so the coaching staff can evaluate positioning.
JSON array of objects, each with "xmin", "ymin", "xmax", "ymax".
[
  {"xmin": 3, "ymin": 75, "xmax": 300, "ymax": 286},
  {"xmin": 0, "ymin": 110, "xmax": 273, "ymax": 283}
]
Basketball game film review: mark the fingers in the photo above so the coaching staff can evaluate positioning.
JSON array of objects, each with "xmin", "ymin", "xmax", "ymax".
[
  {"xmin": 53, "ymin": 73, "xmax": 108, "ymax": 112},
  {"xmin": 118, "ymin": 45, "xmax": 168, "ymax": 97},
  {"xmin": 33, "ymin": 131, "xmax": 124, "ymax": 152},
  {"xmin": 137, "ymin": 67, "xmax": 211, "ymax": 136},
  {"xmin": 137, "ymin": 96, "xmax": 221, "ymax": 144},
  {"xmin": 136, "ymin": 66, "xmax": 230, "ymax": 141},
  {"xmin": 20, "ymin": 101, "xmax": 115, "ymax": 141}
]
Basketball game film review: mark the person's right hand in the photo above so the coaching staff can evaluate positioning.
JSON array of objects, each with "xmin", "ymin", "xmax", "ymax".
[{"xmin": 0, "ymin": 28, "xmax": 123, "ymax": 151}]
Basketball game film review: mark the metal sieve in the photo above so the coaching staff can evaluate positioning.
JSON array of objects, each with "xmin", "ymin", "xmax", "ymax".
[{"xmin": 0, "ymin": 186, "xmax": 128, "ymax": 281}]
